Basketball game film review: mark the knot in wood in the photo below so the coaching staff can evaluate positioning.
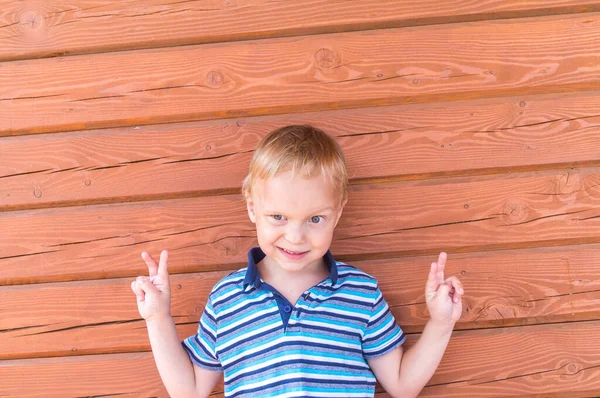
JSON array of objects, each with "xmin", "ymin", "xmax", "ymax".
[
  {"xmin": 218, "ymin": 238, "xmax": 239, "ymax": 257},
  {"xmin": 501, "ymin": 200, "xmax": 528, "ymax": 224},
  {"xmin": 33, "ymin": 188, "xmax": 42, "ymax": 198},
  {"xmin": 19, "ymin": 10, "xmax": 44, "ymax": 32},
  {"xmin": 314, "ymin": 48, "xmax": 340, "ymax": 70},
  {"xmin": 566, "ymin": 363, "xmax": 579, "ymax": 375},
  {"xmin": 555, "ymin": 168, "xmax": 581, "ymax": 195},
  {"xmin": 206, "ymin": 71, "xmax": 224, "ymax": 88}
]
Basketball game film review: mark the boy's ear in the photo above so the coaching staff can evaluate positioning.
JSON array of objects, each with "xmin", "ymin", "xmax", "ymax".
[{"xmin": 245, "ymin": 192, "xmax": 257, "ymax": 223}]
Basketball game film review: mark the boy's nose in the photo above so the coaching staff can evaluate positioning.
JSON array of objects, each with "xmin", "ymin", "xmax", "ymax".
[{"xmin": 284, "ymin": 224, "xmax": 304, "ymax": 244}]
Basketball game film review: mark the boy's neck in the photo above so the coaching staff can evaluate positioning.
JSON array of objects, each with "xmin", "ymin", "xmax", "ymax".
[{"xmin": 257, "ymin": 256, "xmax": 329, "ymax": 301}]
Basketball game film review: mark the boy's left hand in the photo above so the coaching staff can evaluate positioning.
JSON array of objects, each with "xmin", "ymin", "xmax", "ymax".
[{"xmin": 425, "ymin": 252, "xmax": 464, "ymax": 326}]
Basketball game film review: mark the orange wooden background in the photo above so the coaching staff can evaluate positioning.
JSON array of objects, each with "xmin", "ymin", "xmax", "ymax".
[{"xmin": 1, "ymin": 1, "xmax": 600, "ymax": 397}]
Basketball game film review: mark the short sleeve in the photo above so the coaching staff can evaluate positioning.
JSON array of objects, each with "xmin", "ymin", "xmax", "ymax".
[
  {"xmin": 181, "ymin": 294, "xmax": 223, "ymax": 371},
  {"xmin": 362, "ymin": 285, "xmax": 406, "ymax": 360}
]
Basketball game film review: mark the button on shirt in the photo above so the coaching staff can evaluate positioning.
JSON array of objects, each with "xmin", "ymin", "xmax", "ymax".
[{"xmin": 182, "ymin": 247, "xmax": 406, "ymax": 397}]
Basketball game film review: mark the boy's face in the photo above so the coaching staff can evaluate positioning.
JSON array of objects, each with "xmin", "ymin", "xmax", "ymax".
[{"xmin": 245, "ymin": 170, "xmax": 345, "ymax": 276}]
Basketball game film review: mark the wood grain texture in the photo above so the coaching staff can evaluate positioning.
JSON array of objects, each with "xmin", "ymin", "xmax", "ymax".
[
  {"xmin": 2, "ymin": 166, "xmax": 599, "ymax": 285},
  {"xmin": 2, "ymin": 2, "xmax": 599, "ymax": 396},
  {"xmin": 2, "ymin": 13, "xmax": 600, "ymax": 135},
  {"xmin": 1, "ymin": 0, "xmax": 600, "ymax": 62},
  {"xmin": 0, "ymin": 352, "xmax": 170, "ymax": 397},
  {"xmin": 1, "ymin": 321, "xmax": 599, "ymax": 397},
  {"xmin": 1, "ymin": 244, "xmax": 599, "ymax": 360},
  {"xmin": 2, "ymin": 90, "xmax": 600, "ymax": 211}
]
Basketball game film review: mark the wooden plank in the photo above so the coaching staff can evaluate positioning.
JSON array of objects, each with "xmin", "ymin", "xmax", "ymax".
[
  {"xmin": 2, "ymin": 90, "xmax": 600, "ymax": 211},
  {"xmin": 0, "ymin": 352, "xmax": 173, "ymax": 397},
  {"xmin": 2, "ymin": 166, "xmax": 599, "ymax": 285},
  {"xmin": 1, "ymin": 321, "xmax": 599, "ymax": 397},
  {"xmin": 418, "ymin": 321, "xmax": 600, "ymax": 397},
  {"xmin": 2, "ymin": 1, "xmax": 599, "ymax": 62},
  {"xmin": 2, "ymin": 12, "xmax": 600, "ymax": 135},
  {"xmin": 1, "ymin": 244, "xmax": 599, "ymax": 360}
]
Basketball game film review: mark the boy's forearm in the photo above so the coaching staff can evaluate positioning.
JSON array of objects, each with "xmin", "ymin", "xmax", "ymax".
[
  {"xmin": 398, "ymin": 319, "xmax": 454, "ymax": 397},
  {"xmin": 145, "ymin": 316, "xmax": 198, "ymax": 398}
]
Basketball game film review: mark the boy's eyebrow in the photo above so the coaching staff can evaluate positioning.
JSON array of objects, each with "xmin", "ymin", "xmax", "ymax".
[{"xmin": 264, "ymin": 206, "xmax": 336, "ymax": 214}]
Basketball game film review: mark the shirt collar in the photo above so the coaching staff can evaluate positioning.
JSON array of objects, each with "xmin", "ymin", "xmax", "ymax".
[{"xmin": 242, "ymin": 246, "xmax": 338, "ymax": 290}]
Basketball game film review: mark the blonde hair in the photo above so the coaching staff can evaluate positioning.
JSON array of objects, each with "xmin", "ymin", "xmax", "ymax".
[{"xmin": 242, "ymin": 125, "xmax": 349, "ymax": 205}]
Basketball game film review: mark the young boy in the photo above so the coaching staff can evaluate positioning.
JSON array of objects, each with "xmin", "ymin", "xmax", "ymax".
[{"xmin": 131, "ymin": 125, "xmax": 464, "ymax": 398}]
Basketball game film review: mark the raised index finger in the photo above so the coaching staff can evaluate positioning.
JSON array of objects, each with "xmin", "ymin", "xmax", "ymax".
[
  {"xmin": 141, "ymin": 251, "xmax": 158, "ymax": 277},
  {"xmin": 437, "ymin": 252, "xmax": 447, "ymax": 282}
]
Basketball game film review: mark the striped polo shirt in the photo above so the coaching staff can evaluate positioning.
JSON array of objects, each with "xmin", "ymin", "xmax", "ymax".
[{"xmin": 182, "ymin": 247, "xmax": 406, "ymax": 397}]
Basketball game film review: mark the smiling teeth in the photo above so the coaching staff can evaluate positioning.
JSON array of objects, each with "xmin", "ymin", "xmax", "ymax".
[{"xmin": 283, "ymin": 248, "xmax": 301, "ymax": 254}]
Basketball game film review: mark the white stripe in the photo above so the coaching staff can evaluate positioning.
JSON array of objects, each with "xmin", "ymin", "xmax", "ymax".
[
  {"xmin": 213, "ymin": 272, "xmax": 245, "ymax": 291},
  {"xmin": 219, "ymin": 292, "xmax": 274, "ymax": 318},
  {"xmin": 284, "ymin": 335, "xmax": 361, "ymax": 350},
  {"xmin": 221, "ymin": 334, "xmax": 285, "ymax": 366},
  {"xmin": 219, "ymin": 306, "xmax": 279, "ymax": 335},
  {"xmin": 304, "ymin": 305, "xmax": 370, "ymax": 320},
  {"xmin": 365, "ymin": 317, "xmax": 395, "ymax": 344},
  {"xmin": 369, "ymin": 302, "xmax": 389, "ymax": 325},
  {"xmin": 225, "ymin": 352, "xmax": 368, "ymax": 381},
  {"xmin": 218, "ymin": 318, "xmax": 281, "ymax": 352},
  {"xmin": 336, "ymin": 275, "xmax": 375, "ymax": 284},
  {"xmin": 290, "ymin": 318, "xmax": 361, "ymax": 335},
  {"xmin": 203, "ymin": 304, "xmax": 216, "ymax": 319},
  {"xmin": 199, "ymin": 317, "xmax": 217, "ymax": 338},
  {"xmin": 306, "ymin": 291, "xmax": 373, "ymax": 304},
  {"xmin": 212, "ymin": 285, "xmax": 243, "ymax": 305}
]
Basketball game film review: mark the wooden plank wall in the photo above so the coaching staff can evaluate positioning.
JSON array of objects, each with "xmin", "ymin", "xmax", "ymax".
[{"xmin": 1, "ymin": 1, "xmax": 600, "ymax": 396}]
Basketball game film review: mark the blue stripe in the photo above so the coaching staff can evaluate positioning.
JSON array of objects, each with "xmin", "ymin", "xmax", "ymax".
[
  {"xmin": 298, "ymin": 307, "xmax": 369, "ymax": 324},
  {"xmin": 285, "ymin": 331, "xmax": 361, "ymax": 347},
  {"xmin": 227, "ymin": 358, "xmax": 371, "ymax": 385},
  {"xmin": 218, "ymin": 294, "xmax": 275, "ymax": 321},
  {"xmin": 364, "ymin": 332, "xmax": 406, "ymax": 358},
  {"xmin": 296, "ymin": 322, "xmax": 362, "ymax": 339},
  {"xmin": 182, "ymin": 337, "xmax": 217, "ymax": 364},
  {"xmin": 227, "ymin": 346, "xmax": 365, "ymax": 371},
  {"xmin": 230, "ymin": 367, "xmax": 374, "ymax": 390},
  {"xmin": 364, "ymin": 320, "xmax": 399, "ymax": 346},
  {"xmin": 219, "ymin": 326, "xmax": 283, "ymax": 356},
  {"xmin": 219, "ymin": 323, "xmax": 283, "ymax": 356},
  {"xmin": 219, "ymin": 312, "xmax": 281, "ymax": 339},
  {"xmin": 182, "ymin": 343, "xmax": 221, "ymax": 370},
  {"xmin": 305, "ymin": 293, "xmax": 373, "ymax": 306}
]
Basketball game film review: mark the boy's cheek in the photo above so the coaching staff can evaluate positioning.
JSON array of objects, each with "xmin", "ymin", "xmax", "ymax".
[{"xmin": 256, "ymin": 223, "xmax": 278, "ymax": 240}]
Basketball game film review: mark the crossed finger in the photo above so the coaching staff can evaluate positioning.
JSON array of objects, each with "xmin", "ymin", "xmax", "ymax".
[
  {"xmin": 141, "ymin": 252, "xmax": 158, "ymax": 277},
  {"xmin": 444, "ymin": 275, "xmax": 464, "ymax": 303}
]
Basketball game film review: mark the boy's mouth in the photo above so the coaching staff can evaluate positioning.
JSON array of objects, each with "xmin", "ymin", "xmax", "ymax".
[
  {"xmin": 279, "ymin": 247, "xmax": 305, "ymax": 254},
  {"xmin": 277, "ymin": 246, "xmax": 308, "ymax": 258}
]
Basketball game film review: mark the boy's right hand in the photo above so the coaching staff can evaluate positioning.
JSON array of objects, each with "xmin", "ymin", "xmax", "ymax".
[{"xmin": 131, "ymin": 250, "xmax": 171, "ymax": 322}]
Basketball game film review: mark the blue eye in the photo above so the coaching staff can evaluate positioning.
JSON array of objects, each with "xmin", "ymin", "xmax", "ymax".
[
  {"xmin": 310, "ymin": 216, "xmax": 323, "ymax": 223},
  {"xmin": 272, "ymin": 215, "xmax": 283, "ymax": 221}
]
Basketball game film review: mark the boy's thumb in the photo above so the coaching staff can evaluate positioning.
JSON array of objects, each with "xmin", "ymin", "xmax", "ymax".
[
  {"xmin": 140, "ymin": 278, "xmax": 160, "ymax": 299},
  {"xmin": 436, "ymin": 283, "xmax": 451, "ymax": 298}
]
